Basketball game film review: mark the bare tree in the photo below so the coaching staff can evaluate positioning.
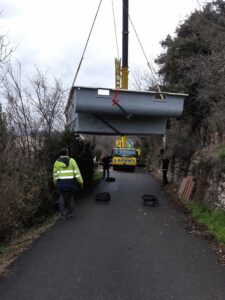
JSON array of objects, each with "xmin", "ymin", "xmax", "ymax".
[
  {"xmin": 28, "ymin": 67, "xmax": 66, "ymax": 138},
  {"xmin": 0, "ymin": 14, "xmax": 14, "ymax": 84},
  {"xmin": 2, "ymin": 62, "xmax": 66, "ymax": 158},
  {"xmin": 131, "ymin": 67, "xmax": 163, "ymax": 91},
  {"xmin": 0, "ymin": 16, "xmax": 13, "ymax": 64},
  {"xmin": 2, "ymin": 62, "xmax": 33, "ymax": 157},
  {"xmin": 0, "ymin": 33, "xmax": 13, "ymax": 65}
]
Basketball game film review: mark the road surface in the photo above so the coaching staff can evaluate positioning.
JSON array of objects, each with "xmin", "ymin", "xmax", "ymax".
[{"xmin": 0, "ymin": 169, "xmax": 225, "ymax": 300}]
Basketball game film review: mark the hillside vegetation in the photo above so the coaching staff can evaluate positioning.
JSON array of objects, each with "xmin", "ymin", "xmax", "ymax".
[{"xmin": 156, "ymin": 0, "xmax": 225, "ymax": 156}]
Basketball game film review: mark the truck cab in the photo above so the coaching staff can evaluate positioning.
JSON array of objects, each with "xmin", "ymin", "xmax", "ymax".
[{"xmin": 112, "ymin": 147, "xmax": 137, "ymax": 171}]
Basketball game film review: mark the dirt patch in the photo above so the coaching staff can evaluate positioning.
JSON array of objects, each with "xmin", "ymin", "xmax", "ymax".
[
  {"xmin": 163, "ymin": 184, "xmax": 225, "ymax": 265},
  {"xmin": 0, "ymin": 215, "xmax": 58, "ymax": 277}
]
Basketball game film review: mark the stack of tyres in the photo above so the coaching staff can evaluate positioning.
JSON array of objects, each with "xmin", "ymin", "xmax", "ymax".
[
  {"xmin": 142, "ymin": 194, "xmax": 159, "ymax": 207},
  {"xmin": 106, "ymin": 177, "xmax": 116, "ymax": 182},
  {"xmin": 95, "ymin": 192, "xmax": 111, "ymax": 201}
]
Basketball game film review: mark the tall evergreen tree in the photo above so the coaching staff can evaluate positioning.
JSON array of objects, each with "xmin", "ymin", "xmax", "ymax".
[{"xmin": 156, "ymin": 0, "xmax": 225, "ymax": 143}]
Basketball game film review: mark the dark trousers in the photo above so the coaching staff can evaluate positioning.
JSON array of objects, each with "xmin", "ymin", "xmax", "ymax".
[
  {"xmin": 59, "ymin": 191, "xmax": 75, "ymax": 216},
  {"xmin": 162, "ymin": 169, "xmax": 168, "ymax": 185},
  {"xmin": 103, "ymin": 167, "xmax": 109, "ymax": 179}
]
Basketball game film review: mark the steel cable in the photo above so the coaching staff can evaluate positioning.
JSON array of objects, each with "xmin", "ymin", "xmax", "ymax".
[{"xmin": 72, "ymin": 0, "xmax": 103, "ymax": 86}]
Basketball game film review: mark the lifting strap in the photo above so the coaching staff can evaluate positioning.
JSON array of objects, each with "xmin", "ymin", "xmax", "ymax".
[{"xmin": 112, "ymin": 89, "xmax": 133, "ymax": 120}]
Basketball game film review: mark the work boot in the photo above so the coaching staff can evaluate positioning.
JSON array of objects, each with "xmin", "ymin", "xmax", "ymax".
[
  {"xmin": 59, "ymin": 213, "xmax": 66, "ymax": 220},
  {"xmin": 66, "ymin": 212, "xmax": 74, "ymax": 219}
]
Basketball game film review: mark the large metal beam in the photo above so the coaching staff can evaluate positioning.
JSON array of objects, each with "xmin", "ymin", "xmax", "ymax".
[
  {"xmin": 73, "ymin": 113, "xmax": 167, "ymax": 135},
  {"xmin": 65, "ymin": 86, "xmax": 187, "ymax": 135}
]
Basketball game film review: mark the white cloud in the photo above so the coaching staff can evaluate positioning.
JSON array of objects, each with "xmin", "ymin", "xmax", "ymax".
[{"xmin": 0, "ymin": 0, "xmax": 207, "ymax": 89}]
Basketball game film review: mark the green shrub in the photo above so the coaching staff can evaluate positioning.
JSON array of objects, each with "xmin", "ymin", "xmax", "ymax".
[
  {"xmin": 0, "ymin": 128, "xmax": 96, "ymax": 244},
  {"xmin": 0, "ymin": 245, "xmax": 6, "ymax": 255},
  {"xmin": 219, "ymin": 146, "xmax": 225, "ymax": 161},
  {"xmin": 0, "ymin": 163, "xmax": 56, "ymax": 244},
  {"xmin": 42, "ymin": 129, "xmax": 96, "ymax": 189}
]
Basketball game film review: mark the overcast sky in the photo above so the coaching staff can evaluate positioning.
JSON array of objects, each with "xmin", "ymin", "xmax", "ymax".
[{"xmin": 0, "ymin": 0, "xmax": 207, "ymax": 90}]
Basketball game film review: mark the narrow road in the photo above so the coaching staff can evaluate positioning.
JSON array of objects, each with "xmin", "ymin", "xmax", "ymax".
[{"xmin": 0, "ymin": 170, "xmax": 225, "ymax": 300}]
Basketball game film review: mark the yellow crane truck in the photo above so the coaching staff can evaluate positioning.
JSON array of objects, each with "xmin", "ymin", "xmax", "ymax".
[{"xmin": 112, "ymin": 136, "xmax": 139, "ymax": 171}]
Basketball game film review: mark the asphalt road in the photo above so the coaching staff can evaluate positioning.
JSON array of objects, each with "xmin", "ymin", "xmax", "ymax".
[{"xmin": 0, "ymin": 169, "xmax": 225, "ymax": 300}]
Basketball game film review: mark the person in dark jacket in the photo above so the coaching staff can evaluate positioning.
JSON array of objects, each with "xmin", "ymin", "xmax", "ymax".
[
  {"xmin": 159, "ymin": 148, "xmax": 169, "ymax": 185},
  {"xmin": 53, "ymin": 148, "xmax": 83, "ymax": 219},
  {"xmin": 102, "ymin": 154, "xmax": 111, "ymax": 179},
  {"xmin": 161, "ymin": 154, "xmax": 169, "ymax": 185}
]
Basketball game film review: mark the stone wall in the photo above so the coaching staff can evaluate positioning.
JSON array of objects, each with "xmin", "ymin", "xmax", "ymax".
[
  {"xmin": 216, "ymin": 174, "xmax": 225, "ymax": 209},
  {"xmin": 169, "ymin": 148, "xmax": 225, "ymax": 209}
]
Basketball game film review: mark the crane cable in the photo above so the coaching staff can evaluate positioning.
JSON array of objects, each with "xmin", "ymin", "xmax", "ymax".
[
  {"xmin": 111, "ymin": 0, "xmax": 120, "ymax": 59},
  {"xmin": 123, "ymin": 2, "xmax": 164, "ymax": 98},
  {"xmin": 72, "ymin": 0, "xmax": 103, "ymax": 87}
]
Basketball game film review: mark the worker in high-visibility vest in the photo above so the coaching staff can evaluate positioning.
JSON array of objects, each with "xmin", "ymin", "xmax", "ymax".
[{"xmin": 53, "ymin": 148, "xmax": 83, "ymax": 219}]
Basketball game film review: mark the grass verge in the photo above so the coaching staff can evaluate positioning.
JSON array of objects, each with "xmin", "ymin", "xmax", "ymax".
[
  {"xmin": 186, "ymin": 201, "xmax": 225, "ymax": 246},
  {"xmin": 0, "ymin": 215, "xmax": 58, "ymax": 277},
  {"xmin": 163, "ymin": 184, "xmax": 225, "ymax": 264}
]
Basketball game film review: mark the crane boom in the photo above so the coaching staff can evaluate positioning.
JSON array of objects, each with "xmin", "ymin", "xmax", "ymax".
[
  {"xmin": 112, "ymin": 0, "xmax": 139, "ymax": 171},
  {"xmin": 122, "ymin": 0, "xmax": 129, "ymax": 89}
]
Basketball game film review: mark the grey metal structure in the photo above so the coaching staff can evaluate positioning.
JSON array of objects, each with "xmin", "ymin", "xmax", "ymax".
[{"xmin": 65, "ymin": 86, "xmax": 187, "ymax": 135}]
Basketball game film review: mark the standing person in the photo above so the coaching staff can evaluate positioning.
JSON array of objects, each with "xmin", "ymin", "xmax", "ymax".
[
  {"xmin": 53, "ymin": 148, "xmax": 83, "ymax": 219},
  {"xmin": 102, "ymin": 154, "xmax": 111, "ymax": 180},
  {"xmin": 161, "ymin": 152, "xmax": 169, "ymax": 185}
]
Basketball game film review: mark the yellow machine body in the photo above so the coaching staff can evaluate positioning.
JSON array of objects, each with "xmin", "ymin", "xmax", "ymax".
[{"xmin": 112, "ymin": 136, "xmax": 137, "ymax": 171}]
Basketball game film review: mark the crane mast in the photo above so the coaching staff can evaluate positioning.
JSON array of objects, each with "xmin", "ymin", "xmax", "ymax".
[
  {"xmin": 122, "ymin": 0, "xmax": 129, "ymax": 89},
  {"xmin": 115, "ymin": 0, "xmax": 129, "ymax": 90},
  {"xmin": 112, "ymin": 0, "xmax": 139, "ymax": 171}
]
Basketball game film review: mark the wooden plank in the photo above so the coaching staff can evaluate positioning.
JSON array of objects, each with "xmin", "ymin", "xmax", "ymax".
[
  {"xmin": 178, "ymin": 178, "xmax": 187, "ymax": 198},
  {"xmin": 182, "ymin": 176, "xmax": 193, "ymax": 201},
  {"xmin": 181, "ymin": 177, "xmax": 191, "ymax": 200},
  {"xmin": 181, "ymin": 178, "xmax": 191, "ymax": 201},
  {"xmin": 184, "ymin": 181, "xmax": 195, "ymax": 202},
  {"xmin": 178, "ymin": 176, "xmax": 195, "ymax": 201}
]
